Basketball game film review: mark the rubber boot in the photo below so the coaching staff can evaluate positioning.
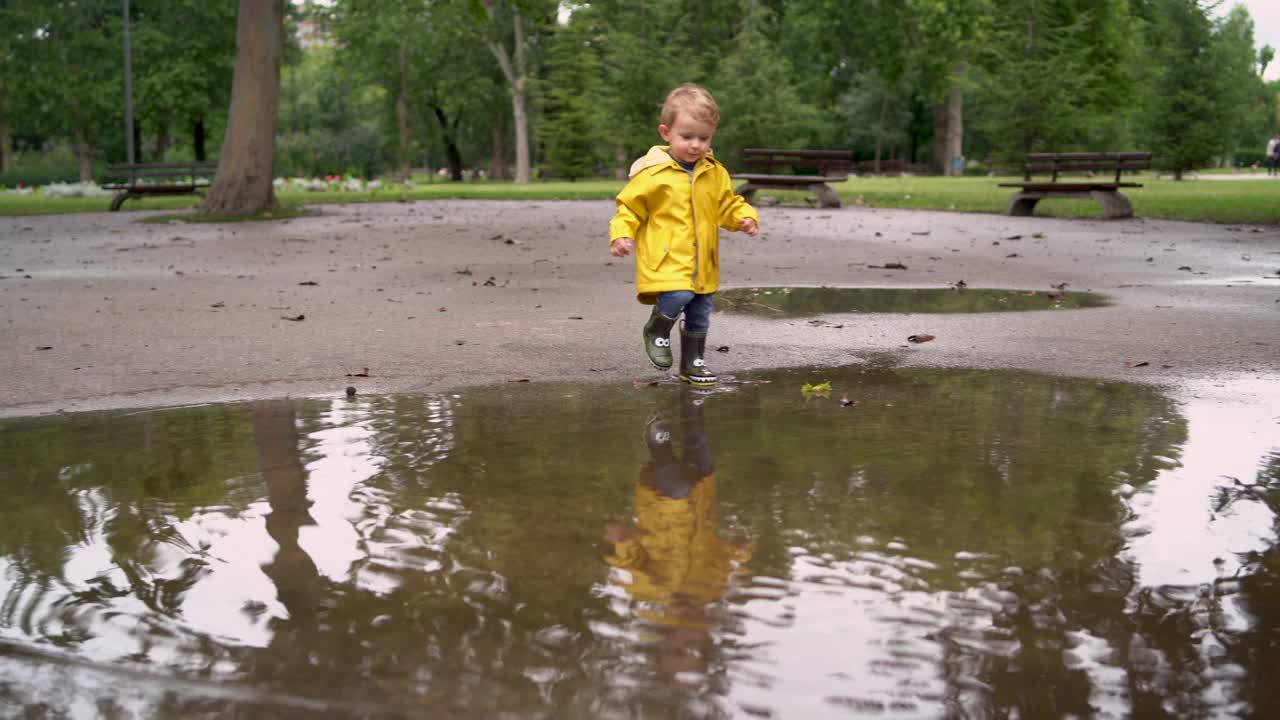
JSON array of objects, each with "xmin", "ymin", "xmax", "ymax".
[
  {"xmin": 642, "ymin": 308, "xmax": 677, "ymax": 370},
  {"xmin": 679, "ymin": 328, "xmax": 717, "ymax": 386}
]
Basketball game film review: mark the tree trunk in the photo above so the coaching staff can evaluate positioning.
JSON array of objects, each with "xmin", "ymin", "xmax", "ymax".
[
  {"xmin": 944, "ymin": 61, "xmax": 965, "ymax": 177},
  {"xmin": 201, "ymin": 0, "xmax": 284, "ymax": 216},
  {"xmin": 430, "ymin": 105, "xmax": 464, "ymax": 181},
  {"xmin": 484, "ymin": 5, "xmax": 531, "ymax": 184},
  {"xmin": 0, "ymin": 117, "xmax": 12, "ymax": 173},
  {"xmin": 490, "ymin": 111, "xmax": 507, "ymax": 180},
  {"xmin": 931, "ymin": 102, "xmax": 947, "ymax": 175},
  {"xmin": 874, "ymin": 94, "xmax": 888, "ymax": 174},
  {"xmin": 615, "ymin": 143, "xmax": 627, "ymax": 180},
  {"xmin": 75, "ymin": 128, "xmax": 94, "ymax": 182},
  {"xmin": 193, "ymin": 116, "xmax": 207, "ymax": 162},
  {"xmin": 511, "ymin": 76, "xmax": 530, "ymax": 183},
  {"xmin": 155, "ymin": 123, "xmax": 169, "ymax": 162},
  {"xmin": 252, "ymin": 400, "xmax": 319, "ymax": 618},
  {"xmin": 396, "ymin": 45, "xmax": 410, "ymax": 183}
]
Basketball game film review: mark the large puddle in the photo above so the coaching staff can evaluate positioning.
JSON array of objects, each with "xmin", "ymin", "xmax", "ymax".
[
  {"xmin": 0, "ymin": 367, "xmax": 1276, "ymax": 718},
  {"xmin": 717, "ymin": 287, "xmax": 1109, "ymax": 317}
]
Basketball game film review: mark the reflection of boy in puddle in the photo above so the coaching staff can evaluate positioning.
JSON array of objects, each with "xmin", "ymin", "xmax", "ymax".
[{"xmin": 604, "ymin": 389, "xmax": 752, "ymax": 678}]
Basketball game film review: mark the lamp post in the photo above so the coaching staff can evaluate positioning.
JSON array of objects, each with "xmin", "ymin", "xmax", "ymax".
[{"xmin": 122, "ymin": 0, "xmax": 135, "ymax": 167}]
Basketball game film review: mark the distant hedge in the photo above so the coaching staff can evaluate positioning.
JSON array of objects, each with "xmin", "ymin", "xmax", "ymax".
[{"xmin": 0, "ymin": 170, "xmax": 88, "ymax": 188}]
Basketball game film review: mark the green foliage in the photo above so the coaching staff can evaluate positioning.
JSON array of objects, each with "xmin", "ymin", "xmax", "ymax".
[
  {"xmin": 537, "ymin": 10, "xmax": 608, "ymax": 179},
  {"xmin": 970, "ymin": 0, "xmax": 1142, "ymax": 160},
  {"xmin": 710, "ymin": 0, "xmax": 830, "ymax": 167},
  {"xmin": 1142, "ymin": 0, "xmax": 1236, "ymax": 177},
  {"xmin": 131, "ymin": 0, "xmax": 237, "ymax": 159},
  {"xmin": 277, "ymin": 49, "xmax": 389, "ymax": 177},
  {"xmin": 5, "ymin": 0, "xmax": 1280, "ymax": 188}
]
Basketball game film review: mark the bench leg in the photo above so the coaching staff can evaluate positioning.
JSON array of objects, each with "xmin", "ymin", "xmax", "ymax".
[
  {"xmin": 734, "ymin": 183, "xmax": 758, "ymax": 205},
  {"xmin": 808, "ymin": 183, "xmax": 841, "ymax": 208},
  {"xmin": 1091, "ymin": 190, "xmax": 1133, "ymax": 219},
  {"xmin": 1008, "ymin": 193, "xmax": 1041, "ymax": 217},
  {"xmin": 110, "ymin": 192, "xmax": 132, "ymax": 212}
]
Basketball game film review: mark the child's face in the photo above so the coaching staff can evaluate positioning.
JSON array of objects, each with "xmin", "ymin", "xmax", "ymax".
[{"xmin": 659, "ymin": 113, "xmax": 717, "ymax": 166}]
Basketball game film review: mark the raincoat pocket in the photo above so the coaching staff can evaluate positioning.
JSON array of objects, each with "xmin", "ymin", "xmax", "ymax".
[{"xmin": 640, "ymin": 243, "xmax": 670, "ymax": 272}]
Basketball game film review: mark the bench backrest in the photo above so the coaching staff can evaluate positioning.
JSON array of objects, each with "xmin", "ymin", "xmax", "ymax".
[
  {"xmin": 742, "ymin": 148, "xmax": 854, "ymax": 177},
  {"xmin": 106, "ymin": 161, "xmax": 219, "ymax": 184},
  {"xmin": 1024, "ymin": 152, "xmax": 1152, "ymax": 183}
]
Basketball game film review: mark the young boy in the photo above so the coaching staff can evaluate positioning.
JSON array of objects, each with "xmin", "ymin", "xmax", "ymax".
[{"xmin": 609, "ymin": 83, "xmax": 759, "ymax": 386}]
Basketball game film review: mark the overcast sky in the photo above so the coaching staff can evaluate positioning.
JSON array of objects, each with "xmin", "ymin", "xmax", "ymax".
[{"xmin": 1220, "ymin": 0, "xmax": 1280, "ymax": 80}]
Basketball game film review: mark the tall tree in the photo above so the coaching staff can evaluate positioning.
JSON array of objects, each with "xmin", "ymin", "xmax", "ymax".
[
  {"xmin": 971, "ymin": 0, "xmax": 1141, "ymax": 160},
  {"xmin": 593, "ymin": 0, "xmax": 683, "ymax": 175},
  {"xmin": 132, "ymin": 0, "xmax": 237, "ymax": 162},
  {"xmin": 201, "ymin": 0, "xmax": 284, "ymax": 216},
  {"xmin": 537, "ymin": 8, "xmax": 608, "ymax": 180},
  {"xmin": 478, "ymin": 0, "xmax": 553, "ymax": 184},
  {"xmin": 711, "ymin": 0, "xmax": 827, "ymax": 165},
  {"xmin": 329, "ymin": 0, "xmax": 426, "ymax": 182},
  {"xmin": 1213, "ymin": 4, "xmax": 1271, "ymax": 163},
  {"xmin": 1142, "ymin": 0, "xmax": 1234, "ymax": 179},
  {"xmin": 908, "ymin": 0, "xmax": 994, "ymax": 175},
  {"xmin": 8, "ymin": 0, "xmax": 123, "ymax": 180}
]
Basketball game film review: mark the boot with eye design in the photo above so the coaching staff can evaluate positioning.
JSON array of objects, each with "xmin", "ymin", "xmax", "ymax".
[
  {"xmin": 642, "ymin": 307, "xmax": 678, "ymax": 371},
  {"xmin": 678, "ymin": 328, "xmax": 717, "ymax": 386}
]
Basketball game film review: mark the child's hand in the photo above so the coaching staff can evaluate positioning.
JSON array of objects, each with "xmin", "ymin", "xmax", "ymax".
[
  {"xmin": 740, "ymin": 218, "xmax": 759, "ymax": 236},
  {"xmin": 610, "ymin": 237, "xmax": 634, "ymax": 257}
]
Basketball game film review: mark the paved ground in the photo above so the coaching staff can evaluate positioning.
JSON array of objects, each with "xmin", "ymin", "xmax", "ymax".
[{"xmin": 2, "ymin": 200, "xmax": 1277, "ymax": 417}]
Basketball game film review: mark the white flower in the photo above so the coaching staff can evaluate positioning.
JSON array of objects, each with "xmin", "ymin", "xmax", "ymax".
[{"xmin": 43, "ymin": 182, "xmax": 113, "ymax": 198}]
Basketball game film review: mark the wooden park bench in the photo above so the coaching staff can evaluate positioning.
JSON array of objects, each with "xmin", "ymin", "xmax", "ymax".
[
  {"xmin": 999, "ymin": 152, "xmax": 1151, "ymax": 219},
  {"xmin": 103, "ymin": 161, "xmax": 219, "ymax": 211},
  {"xmin": 732, "ymin": 148, "xmax": 854, "ymax": 208}
]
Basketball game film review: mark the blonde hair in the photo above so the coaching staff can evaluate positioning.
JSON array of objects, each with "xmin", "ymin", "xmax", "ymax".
[{"xmin": 661, "ymin": 83, "xmax": 720, "ymax": 127}]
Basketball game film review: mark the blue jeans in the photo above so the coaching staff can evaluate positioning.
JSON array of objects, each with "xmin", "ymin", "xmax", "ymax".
[{"xmin": 656, "ymin": 291, "xmax": 713, "ymax": 333}]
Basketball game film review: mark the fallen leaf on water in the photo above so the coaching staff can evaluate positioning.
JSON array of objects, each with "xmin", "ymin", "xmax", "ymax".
[
  {"xmin": 907, "ymin": 334, "xmax": 935, "ymax": 344},
  {"xmin": 454, "ymin": 267, "xmax": 472, "ymax": 275},
  {"xmin": 801, "ymin": 381, "xmax": 832, "ymax": 398},
  {"xmin": 881, "ymin": 262, "xmax": 908, "ymax": 270},
  {"xmin": 36, "ymin": 346, "xmax": 52, "ymax": 351},
  {"xmin": 506, "ymin": 378, "xmax": 531, "ymax": 383},
  {"xmin": 298, "ymin": 281, "xmax": 319, "ymax": 286},
  {"xmin": 281, "ymin": 314, "xmax": 305, "ymax": 321},
  {"xmin": 568, "ymin": 316, "xmax": 584, "ymax": 320},
  {"xmin": 1125, "ymin": 360, "xmax": 1149, "ymax": 368},
  {"xmin": 210, "ymin": 301, "xmax": 225, "ymax": 308},
  {"xmin": 716, "ymin": 346, "xmax": 730, "ymax": 353},
  {"xmin": 1032, "ymin": 232, "xmax": 1046, "ymax": 238},
  {"xmin": 346, "ymin": 368, "xmax": 370, "ymax": 377}
]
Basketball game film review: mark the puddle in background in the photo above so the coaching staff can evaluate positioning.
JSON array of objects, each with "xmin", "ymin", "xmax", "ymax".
[
  {"xmin": 0, "ymin": 367, "xmax": 1276, "ymax": 718},
  {"xmin": 717, "ymin": 286, "xmax": 1110, "ymax": 317}
]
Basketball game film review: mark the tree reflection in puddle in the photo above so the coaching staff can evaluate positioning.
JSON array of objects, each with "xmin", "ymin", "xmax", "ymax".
[{"xmin": 0, "ymin": 367, "xmax": 1275, "ymax": 718}]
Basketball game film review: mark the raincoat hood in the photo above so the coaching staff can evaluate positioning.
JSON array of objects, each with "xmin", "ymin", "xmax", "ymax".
[{"xmin": 628, "ymin": 145, "xmax": 719, "ymax": 177}]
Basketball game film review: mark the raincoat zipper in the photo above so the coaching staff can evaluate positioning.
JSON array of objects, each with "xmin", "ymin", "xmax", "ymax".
[{"xmin": 689, "ymin": 164, "xmax": 698, "ymax": 292}]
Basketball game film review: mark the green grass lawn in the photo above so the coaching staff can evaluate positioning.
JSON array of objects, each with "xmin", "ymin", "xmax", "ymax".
[{"xmin": 2, "ymin": 174, "xmax": 1276, "ymax": 224}]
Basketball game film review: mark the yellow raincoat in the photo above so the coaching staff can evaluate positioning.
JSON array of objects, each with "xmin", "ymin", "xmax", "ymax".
[
  {"xmin": 609, "ymin": 146, "xmax": 759, "ymax": 303},
  {"xmin": 605, "ymin": 473, "xmax": 752, "ymax": 629}
]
